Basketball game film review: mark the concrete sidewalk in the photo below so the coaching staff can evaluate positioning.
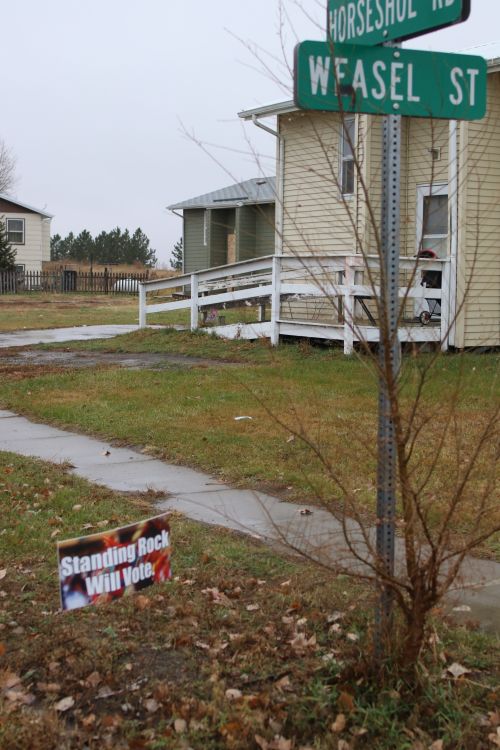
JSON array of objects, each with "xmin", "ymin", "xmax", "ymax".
[
  {"xmin": 0, "ymin": 409, "xmax": 498, "ymax": 633},
  {"xmin": 0, "ymin": 324, "xmax": 141, "ymax": 348}
]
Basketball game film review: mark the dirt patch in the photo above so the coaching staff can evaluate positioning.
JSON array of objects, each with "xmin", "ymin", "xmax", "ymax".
[{"xmin": 0, "ymin": 350, "xmax": 240, "ymax": 371}]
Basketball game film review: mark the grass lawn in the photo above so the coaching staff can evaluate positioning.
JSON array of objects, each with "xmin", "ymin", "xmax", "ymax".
[
  {"xmin": 1, "ymin": 328, "xmax": 499, "ymax": 559},
  {"xmin": 0, "ymin": 294, "xmax": 140, "ymax": 331},
  {"xmin": 0, "ymin": 452, "xmax": 498, "ymax": 750},
  {"xmin": 0, "ymin": 293, "xmax": 260, "ymax": 332}
]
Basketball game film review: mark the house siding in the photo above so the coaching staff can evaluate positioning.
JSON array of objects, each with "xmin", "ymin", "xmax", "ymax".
[
  {"xmin": 461, "ymin": 72, "xmax": 500, "ymax": 347},
  {"xmin": 236, "ymin": 205, "xmax": 256, "ymax": 261},
  {"xmin": 280, "ymin": 111, "xmax": 362, "ymax": 255},
  {"xmin": 0, "ymin": 211, "xmax": 50, "ymax": 272},
  {"xmin": 183, "ymin": 209, "xmax": 210, "ymax": 273},
  {"xmin": 210, "ymin": 209, "xmax": 234, "ymax": 267},
  {"xmin": 255, "ymin": 203, "xmax": 275, "ymax": 256}
]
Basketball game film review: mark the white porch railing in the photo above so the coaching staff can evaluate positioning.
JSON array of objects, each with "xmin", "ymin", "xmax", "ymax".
[{"xmin": 139, "ymin": 254, "xmax": 451, "ymax": 354}]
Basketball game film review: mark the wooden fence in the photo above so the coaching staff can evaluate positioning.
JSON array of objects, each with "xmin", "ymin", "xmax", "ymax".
[{"xmin": 0, "ymin": 270, "xmax": 149, "ymax": 295}]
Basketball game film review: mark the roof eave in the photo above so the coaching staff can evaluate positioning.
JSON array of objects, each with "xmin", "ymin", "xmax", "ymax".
[
  {"xmin": 167, "ymin": 197, "xmax": 275, "ymax": 211},
  {"xmin": 238, "ymin": 100, "xmax": 298, "ymax": 120},
  {"xmin": 0, "ymin": 193, "xmax": 53, "ymax": 218}
]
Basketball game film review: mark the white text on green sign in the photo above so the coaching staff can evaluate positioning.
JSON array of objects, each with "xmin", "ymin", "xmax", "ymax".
[
  {"xmin": 328, "ymin": 0, "xmax": 470, "ymax": 46},
  {"xmin": 294, "ymin": 42, "xmax": 487, "ymax": 120}
]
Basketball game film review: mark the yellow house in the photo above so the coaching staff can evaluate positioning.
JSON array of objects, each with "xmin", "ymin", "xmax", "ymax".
[{"xmin": 238, "ymin": 43, "xmax": 500, "ymax": 350}]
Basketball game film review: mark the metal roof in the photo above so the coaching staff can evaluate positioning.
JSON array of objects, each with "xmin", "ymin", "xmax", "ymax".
[
  {"xmin": 167, "ymin": 177, "xmax": 276, "ymax": 211},
  {"xmin": 0, "ymin": 193, "xmax": 53, "ymax": 218}
]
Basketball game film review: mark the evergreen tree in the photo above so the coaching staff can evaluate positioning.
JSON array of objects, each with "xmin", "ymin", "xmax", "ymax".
[
  {"xmin": 0, "ymin": 219, "xmax": 16, "ymax": 270},
  {"xmin": 50, "ymin": 233, "xmax": 64, "ymax": 260},
  {"xmin": 130, "ymin": 228, "xmax": 157, "ymax": 267},
  {"xmin": 49, "ymin": 228, "xmax": 157, "ymax": 267},
  {"xmin": 72, "ymin": 230, "xmax": 95, "ymax": 262},
  {"xmin": 170, "ymin": 237, "xmax": 183, "ymax": 271}
]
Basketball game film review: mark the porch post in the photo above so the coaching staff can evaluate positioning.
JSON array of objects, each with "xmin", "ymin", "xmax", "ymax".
[
  {"xmin": 190, "ymin": 273, "xmax": 199, "ymax": 331},
  {"xmin": 343, "ymin": 259, "xmax": 355, "ymax": 355},
  {"xmin": 447, "ymin": 119, "xmax": 459, "ymax": 349},
  {"xmin": 270, "ymin": 255, "xmax": 281, "ymax": 346},
  {"xmin": 440, "ymin": 260, "xmax": 451, "ymax": 352},
  {"xmin": 138, "ymin": 284, "xmax": 146, "ymax": 328}
]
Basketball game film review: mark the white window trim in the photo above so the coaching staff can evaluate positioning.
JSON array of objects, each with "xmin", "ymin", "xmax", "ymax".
[
  {"xmin": 340, "ymin": 115, "xmax": 356, "ymax": 198},
  {"xmin": 416, "ymin": 183, "xmax": 448, "ymax": 256},
  {"xmin": 6, "ymin": 217, "xmax": 25, "ymax": 245},
  {"xmin": 203, "ymin": 210, "xmax": 209, "ymax": 246}
]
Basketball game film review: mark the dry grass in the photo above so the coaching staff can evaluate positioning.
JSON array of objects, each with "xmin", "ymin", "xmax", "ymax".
[
  {"xmin": 0, "ymin": 452, "xmax": 498, "ymax": 750},
  {"xmin": 0, "ymin": 294, "xmax": 139, "ymax": 331},
  {"xmin": 0, "ymin": 331, "xmax": 498, "ymax": 557}
]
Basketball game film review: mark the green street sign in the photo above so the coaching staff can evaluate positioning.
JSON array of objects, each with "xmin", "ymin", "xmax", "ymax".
[
  {"xmin": 294, "ymin": 41, "xmax": 487, "ymax": 120},
  {"xmin": 328, "ymin": 0, "xmax": 470, "ymax": 46}
]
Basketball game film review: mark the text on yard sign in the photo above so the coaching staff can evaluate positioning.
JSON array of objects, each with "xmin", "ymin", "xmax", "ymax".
[{"xmin": 57, "ymin": 513, "xmax": 171, "ymax": 610}]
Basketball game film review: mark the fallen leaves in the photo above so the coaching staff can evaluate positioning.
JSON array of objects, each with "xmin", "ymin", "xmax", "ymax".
[
  {"xmin": 331, "ymin": 713, "xmax": 347, "ymax": 733},
  {"xmin": 0, "ymin": 670, "xmax": 21, "ymax": 690},
  {"xmin": 85, "ymin": 671, "xmax": 102, "ymax": 688},
  {"xmin": 289, "ymin": 632, "xmax": 317, "ymax": 655},
  {"xmin": 338, "ymin": 691, "xmax": 356, "ymax": 713},
  {"xmin": 489, "ymin": 727, "xmax": 500, "ymax": 747},
  {"xmin": 225, "ymin": 688, "xmax": 243, "ymax": 702},
  {"xmin": 54, "ymin": 695, "xmax": 75, "ymax": 712},
  {"xmin": 144, "ymin": 698, "xmax": 159, "ymax": 713},
  {"xmin": 174, "ymin": 718, "xmax": 187, "ymax": 733},
  {"xmin": 255, "ymin": 734, "xmax": 292, "ymax": 750},
  {"xmin": 445, "ymin": 662, "xmax": 472, "ymax": 680},
  {"xmin": 201, "ymin": 587, "xmax": 233, "ymax": 608}
]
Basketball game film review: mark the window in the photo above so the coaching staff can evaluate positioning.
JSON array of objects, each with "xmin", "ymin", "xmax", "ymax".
[
  {"xmin": 340, "ymin": 116, "xmax": 356, "ymax": 195},
  {"xmin": 416, "ymin": 184, "xmax": 448, "ymax": 258},
  {"xmin": 203, "ymin": 210, "xmax": 208, "ymax": 246},
  {"xmin": 14, "ymin": 264, "xmax": 25, "ymax": 273},
  {"xmin": 6, "ymin": 218, "xmax": 25, "ymax": 245}
]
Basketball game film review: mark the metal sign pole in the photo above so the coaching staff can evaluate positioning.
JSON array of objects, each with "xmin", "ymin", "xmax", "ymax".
[{"xmin": 375, "ymin": 108, "xmax": 401, "ymax": 659}]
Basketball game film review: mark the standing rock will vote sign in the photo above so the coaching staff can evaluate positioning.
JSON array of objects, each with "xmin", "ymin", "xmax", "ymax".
[{"xmin": 57, "ymin": 514, "xmax": 171, "ymax": 611}]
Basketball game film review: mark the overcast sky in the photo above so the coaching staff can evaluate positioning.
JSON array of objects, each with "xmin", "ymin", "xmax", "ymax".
[{"xmin": 2, "ymin": 0, "xmax": 498, "ymax": 265}]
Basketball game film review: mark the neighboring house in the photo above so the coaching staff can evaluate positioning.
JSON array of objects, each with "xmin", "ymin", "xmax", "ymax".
[
  {"xmin": 0, "ymin": 194, "xmax": 53, "ymax": 272},
  {"xmin": 238, "ymin": 43, "xmax": 500, "ymax": 349},
  {"xmin": 167, "ymin": 178, "xmax": 276, "ymax": 274}
]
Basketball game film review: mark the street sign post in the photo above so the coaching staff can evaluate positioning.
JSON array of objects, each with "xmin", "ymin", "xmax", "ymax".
[
  {"xmin": 328, "ymin": 0, "xmax": 471, "ymax": 46},
  {"xmin": 294, "ymin": 0, "xmax": 484, "ymax": 663},
  {"xmin": 294, "ymin": 41, "xmax": 487, "ymax": 120}
]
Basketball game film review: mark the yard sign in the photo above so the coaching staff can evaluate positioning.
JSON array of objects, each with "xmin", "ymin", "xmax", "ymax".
[{"xmin": 58, "ymin": 513, "xmax": 171, "ymax": 611}]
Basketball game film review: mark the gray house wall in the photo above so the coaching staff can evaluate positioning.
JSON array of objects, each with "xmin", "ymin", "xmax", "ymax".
[
  {"xmin": 211, "ymin": 209, "xmax": 235, "ymax": 267},
  {"xmin": 236, "ymin": 206, "xmax": 257, "ymax": 261},
  {"xmin": 183, "ymin": 209, "xmax": 209, "ymax": 273},
  {"xmin": 255, "ymin": 204, "xmax": 275, "ymax": 256},
  {"xmin": 183, "ymin": 203, "xmax": 275, "ymax": 273}
]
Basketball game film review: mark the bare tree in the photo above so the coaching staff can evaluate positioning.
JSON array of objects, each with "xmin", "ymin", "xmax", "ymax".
[
  {"xmin": 178, "ymin": 0, "xmax": 499, "ymax": 678},
  {"xmin": 0, "ymin": 139, "xmax": 17, "ymax": 195}
]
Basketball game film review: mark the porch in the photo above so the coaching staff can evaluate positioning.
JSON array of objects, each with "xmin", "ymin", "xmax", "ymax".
[{"xmin": 139, "ymin": 254, "xmax": 451, "ymax": 355}]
